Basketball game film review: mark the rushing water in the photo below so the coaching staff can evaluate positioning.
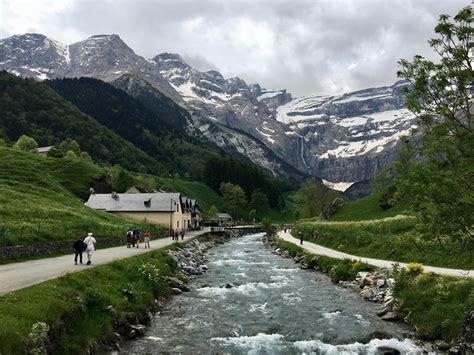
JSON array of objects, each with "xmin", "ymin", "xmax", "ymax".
[{"xmin": 123, "ymin": 233, "xmax": 424, "ymax": 354}]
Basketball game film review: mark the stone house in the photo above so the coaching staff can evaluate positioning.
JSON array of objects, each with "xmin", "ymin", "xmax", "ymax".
[{"xmin": 85, "ymin": 192, "xmax": 200, "ymax": 231}]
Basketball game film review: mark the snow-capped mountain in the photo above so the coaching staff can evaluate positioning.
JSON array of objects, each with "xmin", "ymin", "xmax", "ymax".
[
  {"xmin": 0, "ymin": 33, "xmax": 417, "ymax": 191},
  {"xmin": 0, "ymin": 33, "xmax": 181, "ymax": 103}
]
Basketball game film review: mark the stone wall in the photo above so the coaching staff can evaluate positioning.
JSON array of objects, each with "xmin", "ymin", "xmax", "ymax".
[{"xmin": 0, "ymin": 237, "xmax": 126, "ymax": 260}]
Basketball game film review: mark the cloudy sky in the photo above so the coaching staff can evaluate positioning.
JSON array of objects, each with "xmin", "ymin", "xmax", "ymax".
[{"xmin": 0, "ymin": 0, "xmax": 469, "ymax": 96}]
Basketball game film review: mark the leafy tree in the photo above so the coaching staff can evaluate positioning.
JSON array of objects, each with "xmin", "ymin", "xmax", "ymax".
[
  {"xmin": 219, "ymin": 182, "xmax": 248, "ymax": 218},
  {"xmin": 58, "ymin": 138, "xmax": 81, "ymax": 156},
  {"xmin": 64, "ymin": 150, "xmax": 78, "ymax": 160},
  {"xmin": 295, "ymin": 178, "xmax": 338, "ymax": 219},
  {"xmin": 13, "ymin": 134, "xmax": 37, "ymax": 152},
  {"xmin": 206, "ymin": 205, "xmax": 219, "ymax": 222},
  {"xmin": 395, "ymin": 6, "xmax": 473, "ymax": 245},
  {"xmin": 250, "ymin": 189, "xmax": 270, "ymax": 219},
  {"xmin": 107, "ymin": 165, "xmax": 134, "ymax": 192}
]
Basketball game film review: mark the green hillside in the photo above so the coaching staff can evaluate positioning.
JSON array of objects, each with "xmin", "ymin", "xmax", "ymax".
[
  {"xmin": 0, "ymin": 147, "xmax": 155, "ymax": 246},
  {"xmin": 47, "ymin": 77, "xmax": 223, "ymax": 181},
  {"xmin": 0, "ymin": 72, "xmax": 164, "ymax": 174},
  {"xmin": 330, "ymin": 193, "xmax": 410, "ymax": 221}
]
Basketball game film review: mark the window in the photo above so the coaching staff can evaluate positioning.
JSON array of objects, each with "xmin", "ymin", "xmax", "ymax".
[{"xmin": 177, "ymin": 221, "xmax": 179, "ymax": 228}]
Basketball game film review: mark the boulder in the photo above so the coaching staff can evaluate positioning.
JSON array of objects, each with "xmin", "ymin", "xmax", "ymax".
[
  {"xmin": 360, "ymin": 287, "xmax": 375, "ymax": 300},
  {"xmin": 381, "ymin": 312, "xmax": 398, "ymax": 321},
  {"xmin": 376, "ymin": 279, "xmax": 386, "ymax": 288},
  {"xmin": 376, "ymin": 346, "xmax": 400, "ymax": 355},
  {"xmin": 359, "ymin": 276, "xmax": 374, "ymax": 288},
  {"xmin": 171, "ymin": 287, "xmax": 183, "ymax": 295}
]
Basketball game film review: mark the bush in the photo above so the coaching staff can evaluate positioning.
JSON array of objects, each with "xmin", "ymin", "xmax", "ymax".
[
  {"xmin": 13, "ymin": 134, "xmax": 38, "ymax": 152},
  {"xmin": 406, "ymin": 262, "xmax": 424, "ymax": 276}
]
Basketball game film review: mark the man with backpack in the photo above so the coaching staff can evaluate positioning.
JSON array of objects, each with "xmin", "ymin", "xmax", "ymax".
[
  {"xmin": 126, "ymin": 228, "xmax": 133, "ymax": 248},
  {"xmin": 73, "ymin": 236, "xmax": 86, "ymax": 265}
]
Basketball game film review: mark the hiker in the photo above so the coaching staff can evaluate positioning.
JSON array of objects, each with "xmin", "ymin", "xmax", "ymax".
[
  {"xmin": 73, "ymin": 236, "xmax": 85, "ymax": 265},
  {"xmin": 180, "ymin": 230, "xmax": 185, "ymax": 240},
  {"xmin": 299, "ymin": 231, "xmax": 304, "ymax": 245},
  {"xmin": 174, "ymin": 230, "xmax": 179, "ymax": 241},
  {"xmin": 126, "ymin": 228, "xmax": 133, "ymax": 248},
  {"xmin": 144, "ymin": 230, "xmax": 151, "ymax": 249},
  {"xmin": 83, "ymin": 232, "xmax": 96, "ymax": 265},
  {"xmin": 133, "ymin": 229, "xmax": 141, "ymax": 248}
]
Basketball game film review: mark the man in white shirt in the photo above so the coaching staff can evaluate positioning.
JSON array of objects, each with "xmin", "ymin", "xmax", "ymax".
[{"xmin": 83, "ymin": 232, "xmax": 97, "ymax": 265}]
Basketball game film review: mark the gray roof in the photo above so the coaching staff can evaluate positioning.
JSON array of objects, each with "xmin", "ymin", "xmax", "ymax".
[
  {"xmin": 36, "ymin": 146, "xmax": 54, "ymax": 153},
  {"xmin": 86, "ymin": 192, "xmax": 181, "ymax": 212},
  {"xmin": 215, "ymin": 213, "xmax": 232, "ymax": 220}
]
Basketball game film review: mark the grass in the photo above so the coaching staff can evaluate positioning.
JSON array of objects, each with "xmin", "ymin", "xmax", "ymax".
[
  {"xmin": 295, "ymin": 217, "xmax": 474, "ymax": 269},
  {"xmin": 393, "ymin": 268, "xmax": 474, "ymax": 342},
  {"xmin": 0, "ymin": 147, "xmax": 160, "ymax": 246},
  {"xmin": 331, "ymin": 193, "xmax": 410, "ymax": 221},
  {"xmin": 272, "ymin": 239, "xmax": 375, "ymax": 283},
  {"xmin": 0, "ymin": 243, "xmax": 182, "ymax": 354},
  {"xmin": 155, "ymin": 176, "xmax": 224, "ymax": 212}
]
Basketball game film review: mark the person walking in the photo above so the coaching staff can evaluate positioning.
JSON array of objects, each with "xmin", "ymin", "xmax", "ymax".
[
  {"xmin": 134, "ymin": 229, "xmax": 141, "ymax": 248},
  {"xmin": 180, "ymin": 230, "xmax": 185, "ymax": 241},
  {"xmin": 83, "ymin": 232, "xmax": 96, "ymax": 265},
  {"xmin": 299, "ymin": 231, "xmax": 304, "ymax": 245},
  {"xmin": 73, "ymin": 236, "xmax": 85, "ymax": 265},
  {"xmin": 174, "ymin": 230, "xmax": 179, "ymax": 241},
  {"xmin": 143, "ymin": 230, "xmax": 151, "ymax": 249},
  {"xmin": 126, "ymin": 228, "xmax": 133, "ymax": 248}
]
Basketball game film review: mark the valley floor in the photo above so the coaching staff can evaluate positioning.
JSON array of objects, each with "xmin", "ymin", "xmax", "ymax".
[
  {"xmin": 278, "ymin": 231, "xmax": 474, "ymax": 278},
  {"xmin": 0, "ymin": 228, "xmax": 209, "ymax": 295}
]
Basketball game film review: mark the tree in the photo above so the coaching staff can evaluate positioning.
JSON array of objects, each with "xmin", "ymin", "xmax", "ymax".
[
  {"xmin": 13, "ymin": 134, "xmax": 37, "ymax": 152},
  {"xmin": 395, "ymin": 7, "xmax": 473, "ymax": 245},
  {"xmin": 295, "ymin": 178, "xmax": 339, "ymax": 219},
  {"xmin": 219, "ymin": 182, "xmax": 248, "ymax": 218},
  {"xmin": 58, "ymin": 138, "xmax": 81, "ymax": 157},
  {"xmin": 64, "ymin": 150, "xmax": 78, "ymax": 160},
  {"xmin": 249, "ymin": 189, "xmax": 270, "ymax": 220},
  {"xmin": 206, "ymin": 205, "xmax": 219, "ymax": 222}
]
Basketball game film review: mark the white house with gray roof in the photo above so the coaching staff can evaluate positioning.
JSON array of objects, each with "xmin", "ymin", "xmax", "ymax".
[{"xmin": 86, "ymin": 192, "xmax": 201, "ymax": 231}]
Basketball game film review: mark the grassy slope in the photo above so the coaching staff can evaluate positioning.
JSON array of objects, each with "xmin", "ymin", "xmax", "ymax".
[
  {"xmin": 331, "ymin": 193, "xmax": 410, "ymax": 221},
  {"xmin": 0, "ymin": 147, "xmax": 156, "ymax": 246},
  {"xmin": 295, "ymin": 193, "xmax": 473, "ymax": 269},
  {"xmin": 154, "ymin": 176, "xmax": 223, "ymax": 212},
  {"xmin": 0, "ymin": 245, "xmax": 179, "ymax": 354}
]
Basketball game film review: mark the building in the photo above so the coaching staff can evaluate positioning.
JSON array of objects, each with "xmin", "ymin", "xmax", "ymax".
[
  {"xmin": 212, "ymin": 213, "xmax": 233, "ymax": 226},
  {"xmin": 85, "ymin": 192, "xmax": 201, "ymax": 231},
  {"xmin": 36, "ymin": 146, "xmax": 54, "ymax": 156}
]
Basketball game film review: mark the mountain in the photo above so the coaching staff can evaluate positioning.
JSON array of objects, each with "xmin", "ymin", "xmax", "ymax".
[
  {"xmin": 0, "ymin": 33, "xmax": 181, "ymax": 102},
  {"xmin": 152, "ymin": 52, "xmax": 416, "ymax": 189},
  {"xmin": 0, "ymin": 71, "xmax": 165, "ymax": 174},
  {"xmin": 0, "ymin": 33, "xmax": 417, "ymax": 193}
]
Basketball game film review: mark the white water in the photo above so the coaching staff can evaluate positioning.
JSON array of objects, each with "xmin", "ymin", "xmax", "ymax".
[{"xmin": 123, "ymin": 233, "xmax": 424, "ymax": 354}]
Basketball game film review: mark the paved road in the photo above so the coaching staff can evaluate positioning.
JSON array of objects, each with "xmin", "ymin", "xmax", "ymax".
[
  {"xmin": 279, "ymin": 230, "xmax": 474, "ymax": 278},
  {"xmin": 0, "ymin": 228, "xmax": 209, "ymax": 296}
]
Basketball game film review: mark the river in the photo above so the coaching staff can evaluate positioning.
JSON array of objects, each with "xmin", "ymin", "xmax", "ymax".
[{"xmin": 123, "ymin": 233, "xmax": 424, "ymax": 354}]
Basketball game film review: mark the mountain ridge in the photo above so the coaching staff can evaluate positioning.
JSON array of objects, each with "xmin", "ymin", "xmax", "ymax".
[{"xmin": 0, "ymin": 32, "xmax": 417, "ymax": 192}]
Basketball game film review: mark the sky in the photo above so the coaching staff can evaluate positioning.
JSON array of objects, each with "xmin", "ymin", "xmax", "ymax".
[{"xmin": 0, "ymin": 0, "xmax": 469, "ymax": 97}]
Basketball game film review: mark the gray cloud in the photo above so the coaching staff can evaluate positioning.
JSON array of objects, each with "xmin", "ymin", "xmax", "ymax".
[{"xmin": 1, "ymin": 0, "xmax": 469, "ymax": 96}]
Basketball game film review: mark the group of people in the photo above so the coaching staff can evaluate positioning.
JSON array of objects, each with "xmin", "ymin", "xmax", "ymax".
[
  {"xmin": 171, "ymin": 229, "xmax": 185, "ymax": 241},
  {"xmin": 73, "ymin": 232, "xmax": 96, "ymax": 265},
  {"xmin": 126, "ymin": 228, "xmax": 151, "ymax": 249},
  {"xmin": 281, "ymin": 224, "xmax": 294, "ymax": 233}
]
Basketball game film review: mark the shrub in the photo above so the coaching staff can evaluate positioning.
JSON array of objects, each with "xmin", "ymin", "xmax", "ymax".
[{"xmin": 406, "ymin": 262, "xmax": 424, "ymax": 276}]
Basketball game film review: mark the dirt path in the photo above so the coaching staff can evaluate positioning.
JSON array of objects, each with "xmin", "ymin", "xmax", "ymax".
[
  {"xmin": 278, "ymin": 230, "xmax": 474, "ymax": 278},
  {"xmin": 0, "ymin": 229, "xmax": 209, "ymax": 296}
]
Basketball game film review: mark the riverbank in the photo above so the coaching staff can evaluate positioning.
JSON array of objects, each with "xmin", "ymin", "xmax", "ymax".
[
  {"xmin": 265, "ymin": 233, "xmax": 474, "ymax": 353},
  {"xmin": 0, "ymin": 232, "xmax": 233, "ymax": 354}
]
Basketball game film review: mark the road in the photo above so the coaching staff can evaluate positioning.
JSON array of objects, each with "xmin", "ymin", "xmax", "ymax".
[
  {"xmin": 0, "ymin": 228, "xmax": 209, "ymax": 296},
  {"xmin": 278, "ymin": 230, "xmax": 474, "ymax": 278}
]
